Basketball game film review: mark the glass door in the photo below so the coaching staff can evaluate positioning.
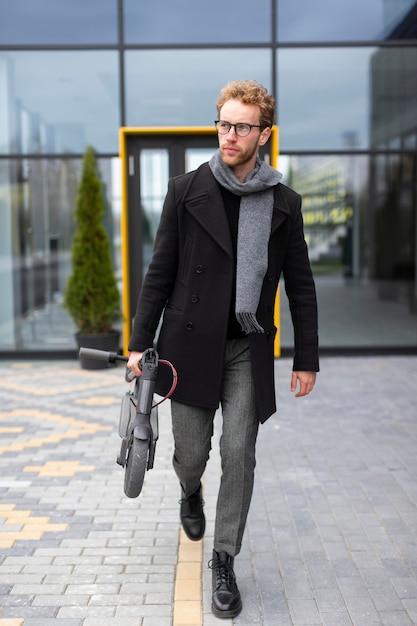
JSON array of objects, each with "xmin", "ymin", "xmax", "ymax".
[{"xmin": 121, "ymin": 131, "xmax": 219, "ymax": 350}]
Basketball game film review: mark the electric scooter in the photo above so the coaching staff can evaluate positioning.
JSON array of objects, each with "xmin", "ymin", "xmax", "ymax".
[{"xmin": 78, "ymin": 347, "xmax": 177, "ymax": 497}]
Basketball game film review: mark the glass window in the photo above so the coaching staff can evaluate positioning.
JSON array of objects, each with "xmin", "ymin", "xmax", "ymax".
[
  {"xmin": 186, "ymin": 148, "xmax": 217, "ymax": 172},
  {"xmin": 126, "ymin": 49, "xmax": 272, "ymax": 127},
  {"xmin": 278, "ymin": 153, "xmax": 417, "ymax": 349},
  {"xmin": 277, "ymin": 0, "xmax": 417, "ymax": 42},
  {"xmin": 124, "ymin": 0, "xmax": 271, "ymax": 44},
  {"xmin": 370, "ymin": 47, "xmax": 417, "ymax": 149},
  {"xmin": 0, "ymin": 51, "xmax": 119, "ymax": 154},
  {"xmin": 0, "ymin": 0, "xmax": 117, "ymax": 44},
  {"xmin": 0, "ymin": 156, "xmax": 121, "ymax": 351},
  {"xmin": 140, "ymin": 149, "xmax": 169, "ymax": 273},
  {"xmin": 277, "ymin": 47, "xmax": 417, "ymax": 151},
  {"xmin": 138, "ymin": 148, "xmax": 217, "ymax": 274}
]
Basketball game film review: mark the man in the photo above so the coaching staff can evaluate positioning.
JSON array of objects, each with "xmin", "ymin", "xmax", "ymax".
[{"xmin": 127, "ymin": 80, "xmax": 319, "ymax": 619}]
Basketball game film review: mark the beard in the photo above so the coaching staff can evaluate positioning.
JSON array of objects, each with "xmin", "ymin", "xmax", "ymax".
[{"xmin": 219, "ymin": 140, "xmax": 259, "ymax": 169}]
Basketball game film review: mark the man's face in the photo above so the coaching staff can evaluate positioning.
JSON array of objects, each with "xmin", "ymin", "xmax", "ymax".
[{"xmin": 217, "ymin": 99, "xmax": 271, "ymax": 179}]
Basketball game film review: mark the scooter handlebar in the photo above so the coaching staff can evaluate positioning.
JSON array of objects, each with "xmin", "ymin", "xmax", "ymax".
[{"xmin": 78, "ymin": 347, "xmax": 128, "ymax": 364}]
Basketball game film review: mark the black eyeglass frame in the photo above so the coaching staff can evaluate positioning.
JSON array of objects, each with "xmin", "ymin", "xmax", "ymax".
[{"xmin": 214, "ymin": 120, "xmax": 267, "ymax": 137}]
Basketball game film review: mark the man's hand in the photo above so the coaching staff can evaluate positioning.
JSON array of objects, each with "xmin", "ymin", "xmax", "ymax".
[
  {"xmin": 127, "ymin": 351, "xmax": 144, "ymax": 377},
  {"xmin": 291, "ymin": 371, "xmax": 316, "ymax": 397}
]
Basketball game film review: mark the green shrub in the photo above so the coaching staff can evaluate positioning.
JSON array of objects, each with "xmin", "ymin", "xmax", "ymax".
[{"xmin": 64, "ymin": 146, "xmax": 121, "ymax": 334}]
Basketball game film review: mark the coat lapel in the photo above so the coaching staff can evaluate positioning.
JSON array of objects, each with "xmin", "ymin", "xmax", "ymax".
[
  {"xmin": 183, "ymin": 164, "xmax": 233, "ymax": 257},
  {"xmin": 271, "ymin": 183, "xmax": 291, "ymax": 234},
  {"xmin": 183, "ymin": 163, "xmax": 291, "ymax": 252}
]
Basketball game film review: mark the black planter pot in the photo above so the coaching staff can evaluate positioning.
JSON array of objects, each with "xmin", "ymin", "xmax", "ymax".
[{"xmin": 76, "ymin": 330, "xmax": 121, "ymax": 370}]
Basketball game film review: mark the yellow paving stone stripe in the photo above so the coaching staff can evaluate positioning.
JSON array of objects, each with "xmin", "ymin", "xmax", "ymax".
[
  {"xmin": 10, "ymin": 508, "xmax": 33, "ymax": 516},
  {"xmin": 0, "ymin": 431, "xmax": 106, "ymax": 454},
  {"xmin": 0, "ymin": 427, "xmax": 23, "ymax": 433},
  {"xmin": 0, "ymin": 414, "xmax": 109, "ymax": 431},
  {"xmin": 3, "ymin": 509, "xmax": 43, "ymax": 520},
  {"xmin": 0, "ymin": 381, "xmax": 112, "ymax": 395},
  {"xmin": 173, "ymin": 528, "xmax": 203, "ymax": 626},
  {"xmin": 75, "ymin": 396, "xmax": 120, "ymax": 406},
  {"xmin": 0, "ymin": 504, "xmax": 16, "ymax": 512},
  {"xmin": 23, "ymin": 461, "xmax": 95, "ymax": 477},
  {"xmin": 0, "ymin": 408, "xmax": 111, "ymax": 427},
  {"xmin": 0, "ymin": 369, "xmax": 122, "ymax": 396},
  {"xmin": 10, "ymin": 362, "xmax": 33, "ymax": 369},
  {"xmin": 0, "ymin": 409, "xmax": 111, "ymax": 455},
  {"xmin": 0, "ymin": 619, "xmax": 25, "ymax": 626},
  {"xmin": 0, "ymin": 503, "xmax": 68, "ymax": 548},
  {"xmin": 6, "ymin": 516, "xmax": 50, "ymax": 525}
]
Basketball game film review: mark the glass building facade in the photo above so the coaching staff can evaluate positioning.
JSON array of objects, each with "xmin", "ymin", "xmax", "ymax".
[{"xmin": 0, "ymin": 0, "xmax": 416, "ymax": 356}]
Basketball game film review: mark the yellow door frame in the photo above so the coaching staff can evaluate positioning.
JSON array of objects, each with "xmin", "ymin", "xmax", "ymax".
[{"xmin": 119, "ymin": 125, "xmax": 281, "ymax": 357}]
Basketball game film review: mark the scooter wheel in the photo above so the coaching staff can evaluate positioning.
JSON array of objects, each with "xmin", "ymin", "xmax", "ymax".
[{"xmin": 124, "ymin": 436, "xmax": 149, "ymax": 498}]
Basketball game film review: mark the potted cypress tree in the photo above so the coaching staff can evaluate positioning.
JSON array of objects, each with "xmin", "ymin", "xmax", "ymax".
[{"xmin": 64, "ymin": 146, "xmax": 121, "ymax": 369}]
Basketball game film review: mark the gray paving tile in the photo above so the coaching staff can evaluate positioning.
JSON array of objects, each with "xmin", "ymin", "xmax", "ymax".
[{"xmin": 1, "ymin": 356, "xmax": 417, "ymax": 625}]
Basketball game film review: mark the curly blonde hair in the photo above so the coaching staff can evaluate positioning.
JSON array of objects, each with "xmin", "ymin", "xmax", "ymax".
[{"xmin": 216, "ymin": 80, "xmax": 275, "ymax": 128}]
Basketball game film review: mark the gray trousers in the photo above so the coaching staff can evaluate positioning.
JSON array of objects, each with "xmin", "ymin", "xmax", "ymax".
[{"xmin": 171, "ymin": 337, "xmax": 259, "ymax": 557}]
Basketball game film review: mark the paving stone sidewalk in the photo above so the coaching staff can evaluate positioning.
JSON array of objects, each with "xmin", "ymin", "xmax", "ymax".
[{"xmin": 0, "ymin": 356, "xmax": 417, "ymax": 626}]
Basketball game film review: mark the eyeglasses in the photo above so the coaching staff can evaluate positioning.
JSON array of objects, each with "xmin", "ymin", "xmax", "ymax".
[{"xmin": 214, "ymin": 120, "xmax": 266, "ymax": 137}]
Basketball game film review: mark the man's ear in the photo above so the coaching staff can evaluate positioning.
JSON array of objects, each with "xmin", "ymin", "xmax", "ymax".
[{"xmin": 258, "ymin": 127, "xmax": 271, "ymax": 146}]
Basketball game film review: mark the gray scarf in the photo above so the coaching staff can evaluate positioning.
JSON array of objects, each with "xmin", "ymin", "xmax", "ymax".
[{"xmin": 209, "ymin": 150, "xmax": 282, "ymax": 334}]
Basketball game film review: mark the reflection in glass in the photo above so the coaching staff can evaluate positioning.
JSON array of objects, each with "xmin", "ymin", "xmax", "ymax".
[
  {"xmin": 140, "ymin": 150, "xmax": 169, "ymax": 274},
  {"xmin": 0, "ymin": 157, "xmax": 121, "ymax": 351},
  {"xmin": 126, "ymin": 49, "xmax": 271, "ymax": 127},
  {"xmin": 124, "ymin": 0, "xmax": 270, "ymax": 44},
  {"xmin": 278, "ymin": 0, "xmax": 417, "ymax": 42},
  {"xmin": 185, "ymin": 148, "xmax": 217, "ymax": 172},
  {"xmin": 370, "ymin": 47, "xmax": 417, "ymax": 148},
  {"xmin": 0, "ymin": 51, "xmax": 119, "ymax": 154},
  {"xmin": 278, "ymin": 154, "xmax": 417, "ymax": 348},
  {"xmin": 277, "ymin": 47, "xmax": 417, "ymax": 151},
  {"xmin": 0, "ymin": 0, "xmax": 117, "ymax": 44}
]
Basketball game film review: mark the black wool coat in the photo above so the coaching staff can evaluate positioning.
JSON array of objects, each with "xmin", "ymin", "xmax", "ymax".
[{"xmin": 128, "ymin": 162, "xmax": 319, "ymax": 424}]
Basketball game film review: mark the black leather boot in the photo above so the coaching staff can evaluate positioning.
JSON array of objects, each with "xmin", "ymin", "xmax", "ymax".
[
  {"xmin": 180, "ymin": 483, "xmax": 205, "ymax": 541},
  {"xmin": 210, "ymin": 549, "xmax": 242, "ymax": 618}
]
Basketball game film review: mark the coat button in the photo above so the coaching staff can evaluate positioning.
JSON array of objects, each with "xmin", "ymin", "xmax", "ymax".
[
  {"xmin": 195, "ymin": 264, "xmax": 204, "ymax": 274},
  {"xmin": 186, "ymin": 322, "xmax": 194, "ymax": 331},
  {"xmin": 191, "ymin": 294, "xmax": 199, "ymax": 303}
]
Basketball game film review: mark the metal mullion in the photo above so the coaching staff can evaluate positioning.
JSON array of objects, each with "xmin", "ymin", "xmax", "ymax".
[{"xmin": 118, "ymin": 0, "xmax": 126, "ymax": 127}]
